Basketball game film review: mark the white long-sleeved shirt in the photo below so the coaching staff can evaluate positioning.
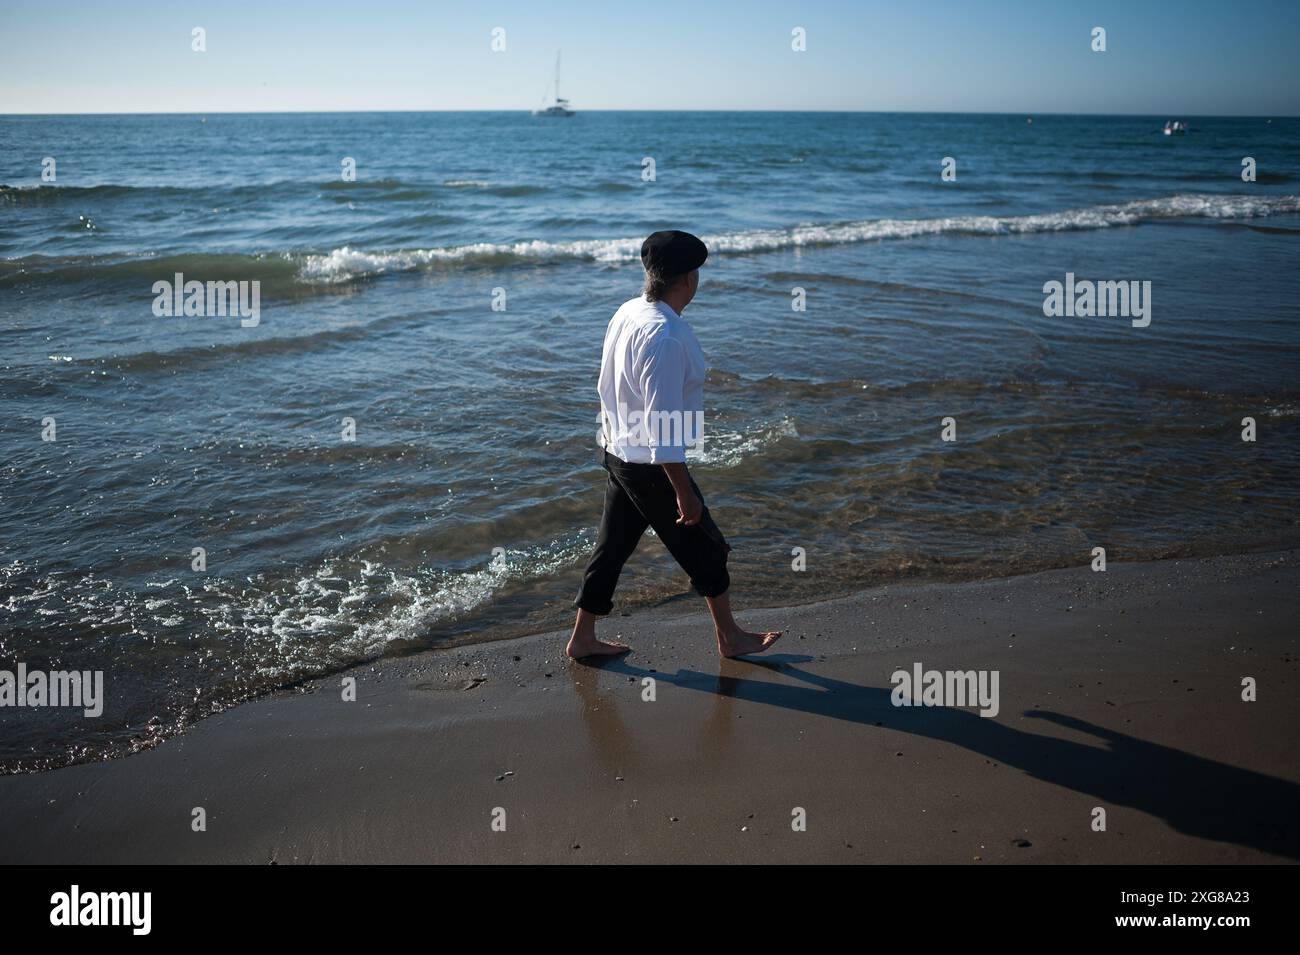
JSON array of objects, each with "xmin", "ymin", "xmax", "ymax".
[{"xmin": 597, "ymin": 295, "xmax": 706, "ymax": 464}]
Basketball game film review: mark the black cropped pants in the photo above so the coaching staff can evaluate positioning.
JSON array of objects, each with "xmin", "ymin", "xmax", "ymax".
[{"xmin": 574, "ymin": 449, "xmax": 731, "ymax": 616}]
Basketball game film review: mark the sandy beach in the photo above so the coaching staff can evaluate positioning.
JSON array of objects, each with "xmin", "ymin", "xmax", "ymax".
[{"xmin": 1, "ymin": 549, "xmax": 1296, "ymax": 864}]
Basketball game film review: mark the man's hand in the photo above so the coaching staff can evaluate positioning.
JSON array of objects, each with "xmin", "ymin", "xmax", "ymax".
[
  {"xmin": 661, "ymin": 462, "xmax": 702, "ymax": 525},
  {"xmin": 675, "ymin": 487, "xmax": 703, "ymax": 526}
]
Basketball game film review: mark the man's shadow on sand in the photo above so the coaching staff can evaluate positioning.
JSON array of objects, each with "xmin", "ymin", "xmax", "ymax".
[{"xmin": 578, "ymin": 653, "xmax": 1300, "ymax": 860}]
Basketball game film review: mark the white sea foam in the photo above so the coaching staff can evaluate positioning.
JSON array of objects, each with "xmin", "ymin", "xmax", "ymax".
[
  {"xmin": 690, "ymin": 417, "xmax": 800, "ymax": 468},
  {"xmin": 297, "ymin": 194, "xmax": 1300, "ymax": 283},
  {"xmin": 192, "ymin": 533, "xmax": 595, "ymax": 670}
]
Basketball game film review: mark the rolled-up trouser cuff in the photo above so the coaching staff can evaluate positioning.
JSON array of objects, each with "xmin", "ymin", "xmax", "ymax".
[
  {"xmin": 573, "ymin": 595, "xmax": 613, "ymax": 616},
  {"xmin": 692, "ymin": 568, "xmax": 730, "ymax": 600}
]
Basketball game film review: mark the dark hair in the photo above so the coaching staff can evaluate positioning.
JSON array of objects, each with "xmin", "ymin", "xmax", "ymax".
[{"xmin": 643, "ymin": 267, "xmax": 680, "ymax": 302}]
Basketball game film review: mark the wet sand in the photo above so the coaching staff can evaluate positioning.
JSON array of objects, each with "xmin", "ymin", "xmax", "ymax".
[{"xmin": 1, "ymin": 550, "xmax": 1297, "ymax": 864}]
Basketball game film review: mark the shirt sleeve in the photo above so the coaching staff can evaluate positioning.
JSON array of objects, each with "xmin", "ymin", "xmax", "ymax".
[{"xmin": 639, "ymin": 336, "xmax": 688, "ymax": 464}]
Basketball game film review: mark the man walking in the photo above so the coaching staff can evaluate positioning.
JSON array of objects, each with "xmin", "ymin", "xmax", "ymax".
[{"xmin": 568, "ymin": 230, "xmax": 782, "ymax": 660}]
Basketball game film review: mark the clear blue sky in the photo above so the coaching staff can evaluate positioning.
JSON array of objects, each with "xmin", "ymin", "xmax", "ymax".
[{"xmin": 2, "ymin": 0, "xmax": 1297, "ymax": 115}]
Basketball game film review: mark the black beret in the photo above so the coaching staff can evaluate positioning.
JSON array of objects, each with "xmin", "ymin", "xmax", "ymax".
[{"xmin": 640, "ymin": 230, "xmax": 708, "ymax": 277}]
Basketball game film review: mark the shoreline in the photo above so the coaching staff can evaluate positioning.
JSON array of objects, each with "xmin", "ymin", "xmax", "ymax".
[
  {"xmin": 15, "ymin": 533, "xmax": 1300, "ymax": 778},
  {"xmin": 491, "ymin": 532, "xmax": 1300, "ymax": 640},
  {"xmin": 1, "ymin": 549, "xmax": 1297, "ymax": 863}
]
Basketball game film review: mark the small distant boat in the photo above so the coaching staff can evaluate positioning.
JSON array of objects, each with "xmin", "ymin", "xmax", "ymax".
[
  {"xmin": 1162, "ymin": 120, "xmax": 1188, "ymax": 136},
  {"xmin": 533, "ymin": 51, "xmax": 575, "ymax": 117}
]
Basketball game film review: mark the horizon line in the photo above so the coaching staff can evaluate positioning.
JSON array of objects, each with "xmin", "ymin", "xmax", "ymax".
[{"xmin": 3, "ymin": 108, "xmax": 1297, "ymax": 119}]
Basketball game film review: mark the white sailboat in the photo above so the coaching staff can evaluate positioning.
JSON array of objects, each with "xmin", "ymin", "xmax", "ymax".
[{"xmin": 533, "ymin": 51, "xmax": 575, "ymax": 117}]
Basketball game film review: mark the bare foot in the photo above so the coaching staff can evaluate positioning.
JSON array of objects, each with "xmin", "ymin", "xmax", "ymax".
[
  {"xmin": 566, "ymin": 634, "xmax": 632, "ymax": 660},
  {"xmin": 716, "ymin": 628, "xmax": 783, "ymax": 658}
]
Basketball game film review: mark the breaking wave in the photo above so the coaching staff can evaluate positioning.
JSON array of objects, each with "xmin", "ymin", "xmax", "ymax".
[
  {"xmin": 4, "ymin": 193, "xmax": 1297, "ymax": 292},
  {"xmin": 297, "ymin": 193, "xmax": 1300, "ymax": 282}
]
